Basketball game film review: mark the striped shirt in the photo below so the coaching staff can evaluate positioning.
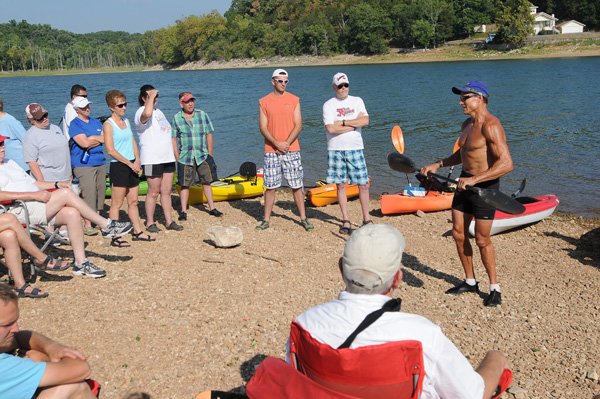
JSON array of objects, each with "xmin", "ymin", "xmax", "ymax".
[{"xmin": 171, "ymin": 109, "xmax": 214, "ymax": 166}]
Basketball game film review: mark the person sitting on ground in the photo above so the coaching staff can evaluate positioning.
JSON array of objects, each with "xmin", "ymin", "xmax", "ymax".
[
  {"xmin": 289, "ymin": 223, "xmax": 509, "ymax": 398},
  {"xmin": 103, "ymin": 89, "xmax": 154, "ymax": 246},
  {"xmin": 0, "ymin": 283, "xmax": 97, "ymax": 398},
  {"xmin": 0, "ymin": 135, "xmax": 132, "ymax": 278},
  {"xmin": 0, "ymin": 213, "xmax": 70, "ymax": 298},
  {"xmin": 69, "ymin": 96, "xmax": 106, "ymax": 237}
]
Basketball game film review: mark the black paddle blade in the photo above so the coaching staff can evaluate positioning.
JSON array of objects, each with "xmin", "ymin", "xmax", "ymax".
[
  {"xmin": 471, "ymin": 187, "xmax": 526, "ymax": 214},
  {"xmin": 387, "ymin": 152, "xmax": 417, "ymax": 174},
  {"xmin": 511, "ymin": 178, "xmax": 526, "ymax": 198}
]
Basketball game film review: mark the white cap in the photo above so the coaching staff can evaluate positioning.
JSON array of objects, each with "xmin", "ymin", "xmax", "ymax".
[
  {"xmin": 272, "ymin": 68, "xmax": 288, "ymax": 78},
  {"xmin": 72, "ymin": 96, "xmax": 91, "ymax": 109},
  {"xmin": 342, "ymin": 224, "xmax": 405, "ymax": 289},
  {"xmin": 333, "ymin": 72, "xmax": 349, "ymax": 85}
]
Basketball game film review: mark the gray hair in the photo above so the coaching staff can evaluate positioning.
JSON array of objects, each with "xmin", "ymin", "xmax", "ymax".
[
  {"xmin": 0, "ymin": 283, "xmax": 18, "ymax": 303},
  {"xmin": 343, "ymin": 269, "xmax": 395, "ymax": 295}
]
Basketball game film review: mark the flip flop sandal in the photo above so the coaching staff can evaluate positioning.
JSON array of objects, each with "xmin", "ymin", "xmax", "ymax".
[
  {"xmin": 339, "ymin": 220, "xmax": 353, "ymax": 235},
  {"xmin": 110, "ymin": 237, "xmax": 131, "ymax": 248},
  {"xmin": 362, "ymin": 220, "xmax": 374, "ymax": 226},
  {"xmin": 30, "ymin": 255, "xmax": 70, "ymax": 272},
  {"xmin": 15, "ymin": 283, "xmax": 49, "ymax": 299},
  {"xmin": 132, "ymin": 232, "xmax": 156, "ymax": 242}
]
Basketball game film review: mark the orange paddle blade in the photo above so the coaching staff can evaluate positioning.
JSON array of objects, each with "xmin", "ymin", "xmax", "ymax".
[
  {"xmin": 391, "ymin": 125, "xmax": 404, "ymax": 154},
  {"xmin": 452, "ymin": 137, "xmax": 460, "ymax": 153}
]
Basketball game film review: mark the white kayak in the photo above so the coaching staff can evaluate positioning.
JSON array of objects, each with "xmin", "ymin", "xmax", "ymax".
[{"xmin": 469, "ymin": 194, "xmax": 559, "ymax": 236}]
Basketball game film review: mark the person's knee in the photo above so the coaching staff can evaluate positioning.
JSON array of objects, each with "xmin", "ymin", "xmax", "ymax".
[
  {"xmin": 37, "ymin": 381, "xmax": 91, "ymax": 399},
  {"xmin": 62, "ymin": 207, "xmax": 81, "ymax": 221},
  {"xmin": 475, "ymin": 234, "xmax": 492, "ymax": 249},
  {"xmin": 452, "ymin": 227, "xmax": 466, "ymax": 243},
  {"xmin": 0, "ymin": 229, "xmax": 17, "ymax": 242},
  {"xmin": 127, "ymin": 198, "xmax": 139, "ymax": 207},
  {"xmin": 481, "ymin": 350, "xmax": 508, "ymax": 370},
  {"xmin": 147, "ymin": 191, "xmax": 160, "ymax": 200}
]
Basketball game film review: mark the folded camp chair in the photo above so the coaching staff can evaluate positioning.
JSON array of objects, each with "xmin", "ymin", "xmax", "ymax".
[
  {"xmin": 0, "ymin": 199, "xmax": 63, "ymax": 282},
  {"xmin": 288, "ymin": 321, "xmax": 425, "ymax": 399}
]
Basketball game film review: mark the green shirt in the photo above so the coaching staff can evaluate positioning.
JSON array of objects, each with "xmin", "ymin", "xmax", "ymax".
[{"xmin": 171, "ymin": 109, "xmax": 214, "ymax": 166}]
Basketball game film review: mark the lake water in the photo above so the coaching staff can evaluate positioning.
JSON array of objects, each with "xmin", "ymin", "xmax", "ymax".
[{"xmin": 1, "ymin": 57, "xmax": 599, "ymax": 216}]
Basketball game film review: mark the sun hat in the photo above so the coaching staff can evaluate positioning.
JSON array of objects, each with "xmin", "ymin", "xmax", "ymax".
[
  {"xmin": 332, "ymin": 72, "xmax": 350, "ymax": 86},
  {"xmin": 451, "ymin": 80, "xmax": 489, "ymax": 98},
  {"xmin": 272, "ymin": 68, "xmax": 288, "ymax": 78},
  {"xmin": 72, "ymin": 96, "xmax": 91, "ymax": 109},
  {"xmin": 342, "ymin": 224, "xmax": 405, "ymax": 289},
  {"xmin": 25, "ymin": 103, "xmax": 48, "ymax": 120}
]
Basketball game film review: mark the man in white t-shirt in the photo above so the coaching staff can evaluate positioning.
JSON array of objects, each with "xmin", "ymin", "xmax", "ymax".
[
  {"xmin": 289, "ymin": 224, "xmax": 509, "ymax": 399},
  {"xmin": 62, "ymin": 84, "xmax": 88, "ymax": 140},
  {"xmin": 323, "ymin": 72, "xmax": 371, "ymax": 235}
]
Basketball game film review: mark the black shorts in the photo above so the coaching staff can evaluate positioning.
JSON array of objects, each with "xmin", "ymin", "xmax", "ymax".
[
  {"xmin": 143, "ymin": 162, "xmax": 176, "ymax": 177},
  {"xmin": 109, "ymin": 160, "xmax": 140, "ymax": 188},
  {"xmin": 451, "ymin": 171, "xmax": 500, "ymax": 220}
]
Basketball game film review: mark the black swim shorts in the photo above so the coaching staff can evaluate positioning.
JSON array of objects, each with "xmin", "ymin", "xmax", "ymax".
[{"xmin": 451, "ymin": 171, "xmax": 499, "ymax": 220}]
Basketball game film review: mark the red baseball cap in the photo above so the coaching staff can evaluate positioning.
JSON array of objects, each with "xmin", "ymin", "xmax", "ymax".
[{"xmin": 0, "ymin": 135, "xmax": 9, "ymax": 143}]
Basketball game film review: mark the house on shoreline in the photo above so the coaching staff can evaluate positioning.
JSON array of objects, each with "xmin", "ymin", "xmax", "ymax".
[{"xmin": 530, "ymin": 4, "xmax": 585, "ymax": 34}]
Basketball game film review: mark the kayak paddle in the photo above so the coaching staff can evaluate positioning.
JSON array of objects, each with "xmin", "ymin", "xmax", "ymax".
[
  {"xmin": 387, "ymin": 152, "xmax": 525, "ymax": 215},
  {"xmin": 391, "ymin": 125, "xmax": 404, "ymax": 154}
]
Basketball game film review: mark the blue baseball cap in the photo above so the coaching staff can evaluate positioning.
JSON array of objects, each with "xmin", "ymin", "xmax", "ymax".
[{"xmin": 451, "ymin": 80, "xmax": 489, "ymax": 98}]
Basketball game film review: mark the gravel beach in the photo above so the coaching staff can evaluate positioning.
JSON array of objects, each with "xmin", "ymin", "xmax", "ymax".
[{"xmin": 10, "ymin": 191, "xmax": 600, "ymax": 399}]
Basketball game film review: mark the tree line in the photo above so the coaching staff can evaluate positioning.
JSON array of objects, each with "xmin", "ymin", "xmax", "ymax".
[{"xmin": 1, "ymin": 0, "xmax": 597, "ymax": 72}]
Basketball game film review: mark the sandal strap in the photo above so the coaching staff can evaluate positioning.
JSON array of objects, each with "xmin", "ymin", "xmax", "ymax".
[{"xmin": 16, "ymin": 283, "xmax": 31, "ymax": 294}]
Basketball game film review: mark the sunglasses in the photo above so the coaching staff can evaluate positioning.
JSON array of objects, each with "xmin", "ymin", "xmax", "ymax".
[
  {"xmin": 337, "ymin": 83, "xmax": 349, "ymax": 89},
  {"xmin": 34, "ymin": 113, "xmax": 49, "ymax": 122},
  {"xmin": 274, "ymin": 79, "xmax": 289, "ymax": 84},
  {"xmin": 79, "ymin": 105, "xmax": 91, "ymax": 110},
  {"xmin": 115, "ymin": 103, "xmax": 127, "ymax": 108},
  {"xmin": 78, "ymin": 94, "xmax": 88, "ymax": 98},
  {"xmin": 459, "ymin": 94, "xmax": 478, "ymax": 101}
]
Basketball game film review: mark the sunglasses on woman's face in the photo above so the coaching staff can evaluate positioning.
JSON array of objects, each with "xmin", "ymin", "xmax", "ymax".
[
  {"xmin": 34, "ymin": 113, "xmax": 49, "ymax": 122},
  {"xmin": 115, "ymin": 102, "xmax": 127, "ymax": 109}
]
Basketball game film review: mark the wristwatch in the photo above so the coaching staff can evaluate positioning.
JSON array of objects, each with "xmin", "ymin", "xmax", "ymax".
[
  {"xmin": 54, "ymin": 182, "xmax": 59, "ymax": 188},
  {"xmin": 342, "ymin": 119, "xmax": 346, "ymax": 126}
]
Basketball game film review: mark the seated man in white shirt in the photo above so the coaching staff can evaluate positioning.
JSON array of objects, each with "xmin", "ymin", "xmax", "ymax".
[
  {"xmin": 0, "ymin": 283, "xmax": 96, "ymax": 398},
  {"xmin": 0, "ymin": 135, "xmax": 132, "ymax": 278},
  {"xmin": 289, "ymin": 224, "xmax": 508, "ymax": 399}
]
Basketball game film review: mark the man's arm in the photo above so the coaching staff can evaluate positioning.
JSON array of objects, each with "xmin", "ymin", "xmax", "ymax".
[
  {"xmin": 476, "ymin": 351, "xmax": 509, "ymax": 399},
  {"xmin": 27, "ymin": 162, "xmax": 45, "ymax": 182},
  {"xmin": 258, "ymin": 105, "xmax": 288, "ymax": 154},
  {"xmin": 207, "ymin": 133, "xmax": 214, "ymax": 156},
  {"xmin": 39, "ymin": 358, "xmax": 92, "ymax": 387},
  {"xmin": 72, "ymin": 134, "xmax": 101, "ymax": 149},
  {"xmin": 285, "ymin": 103, "xmax": 302, "ymax": 146}
]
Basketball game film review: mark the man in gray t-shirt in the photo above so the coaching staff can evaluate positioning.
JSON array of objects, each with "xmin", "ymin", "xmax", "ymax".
[{"xmin": 23, "ymin": 103, "xmax": 71, "ymax": 184}]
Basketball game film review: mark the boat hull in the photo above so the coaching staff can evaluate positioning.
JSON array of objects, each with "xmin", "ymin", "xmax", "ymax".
[
  {"xmin": 380, "ymin": 191, "xmax": 454, "ymax": 215},
  {"xmin": 306, "ymin": 181, "xmax": 362, "ymax": 207},
  {"xmin": 468, "ymin": 194, "xmax": 559, "ymax": 236},
  {"xmin": 176, "ymin": 176, "xmax": 264, "ymax": 205}
]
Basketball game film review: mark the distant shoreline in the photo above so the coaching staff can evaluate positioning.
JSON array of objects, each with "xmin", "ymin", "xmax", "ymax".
[{"xmin": 1, "ymin": 42, "xmax": 599, "ymax": 78}]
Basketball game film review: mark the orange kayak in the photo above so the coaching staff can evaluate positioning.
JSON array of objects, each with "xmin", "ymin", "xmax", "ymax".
[
  {"xmin": 306, "ymin": 180, "xmax": 368, "ymax": 207},
  {"xmin": 380, "ymin": 191, "xmax": 454, "ymax": 215}
]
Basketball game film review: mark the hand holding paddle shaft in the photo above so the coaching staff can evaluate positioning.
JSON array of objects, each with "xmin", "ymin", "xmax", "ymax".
[{"xmin": 387, "ymin": 153, "xmax": 525, "ymax": 214}]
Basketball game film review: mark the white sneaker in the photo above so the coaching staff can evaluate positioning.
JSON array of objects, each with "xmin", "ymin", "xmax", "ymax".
[{"xmin": 72, "ymin": 260, "xmax": 106, "ymax": 278}]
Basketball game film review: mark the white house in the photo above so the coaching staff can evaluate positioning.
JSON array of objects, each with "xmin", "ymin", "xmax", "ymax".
[
  {"xmin": 531, "ymin": 4, "xmax": 558, "ymax": 34},
  {"xmin": 556, "ymin": 20, "xmax": 586, "ymax": 34}
]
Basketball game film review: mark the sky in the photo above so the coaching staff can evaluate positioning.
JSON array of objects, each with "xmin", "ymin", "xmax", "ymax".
[{"xmin": 0, "ymin": 0, "xmax": 233, "ymax": 34}]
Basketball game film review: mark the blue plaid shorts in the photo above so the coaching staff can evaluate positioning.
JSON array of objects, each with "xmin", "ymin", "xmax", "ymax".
[
  {"xmin": 263, "ymin": 151, "xmax": 304, "ymax": 189},
  {"xmin": 326, "ymin": 150, "xmax": 369, "ymax": 185}
]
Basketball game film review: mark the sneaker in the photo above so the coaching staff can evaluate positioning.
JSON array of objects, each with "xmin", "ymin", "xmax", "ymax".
[
  {"xmin": 166, "ymin": 221, "xmax": 183, "ymax": 231},
  {"xmin": 72, "ymin": 260, "xmax": 106, "ymax": 278},
  {"xmin": 301, "ymin": 218, "xmax": 314, "ymax": 231},
  {"xmin": 47, "ymin": 229, "xmax": 70, "ymax": 247},
  {"xmin": 445, "ymin": 281, "xmax": 480, "ymax": 295},
  {"xmin": 178, "ymin": 212, "xmax": 187, "ymax": 221},
  {"xmin": 146, "ymin": 223, "xmax": 161, "ymax": 233},
  {"xmin": 255, "ymin": 220, "xmax": 270, "ymax": 230},
  {"xmin": 208, "ymin": 208, "xmax": 223, "ymax": 217},
  {"xmin": 101, "ymin": 219, "xmax": 133, "ymax": 239},
  {"xmin": 484, "ymin": 290, "xmax": 502, "ymax": 307}
]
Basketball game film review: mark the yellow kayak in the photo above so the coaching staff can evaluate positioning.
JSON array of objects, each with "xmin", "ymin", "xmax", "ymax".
[{"xmin": 176, "ymin": 176, "xmax": 264, "ymax": 205}]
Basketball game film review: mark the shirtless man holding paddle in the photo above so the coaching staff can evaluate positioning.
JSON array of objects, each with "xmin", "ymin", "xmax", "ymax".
[{"xmin": 421, "ymin": 80, "xmax": 513, "ymax": 307}]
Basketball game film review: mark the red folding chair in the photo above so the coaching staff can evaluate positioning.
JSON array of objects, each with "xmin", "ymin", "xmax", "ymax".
[{"xmin": 288, "ymin": 321, "xmax": 425, "ymax": 399}]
